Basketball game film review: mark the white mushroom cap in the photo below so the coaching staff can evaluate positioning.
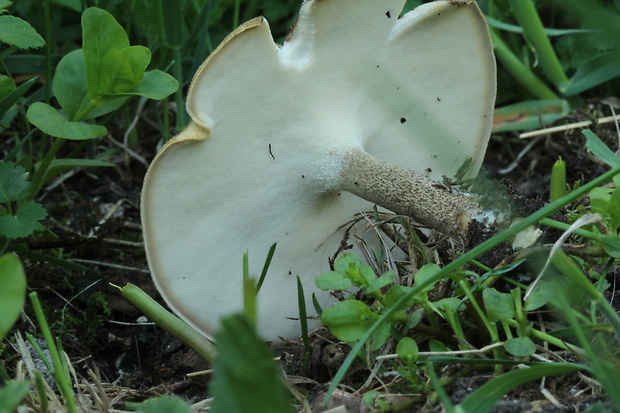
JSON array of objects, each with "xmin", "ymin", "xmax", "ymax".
[{"xmin": 141, "ymin": 0, "xmax": 495, "ymax": 342}]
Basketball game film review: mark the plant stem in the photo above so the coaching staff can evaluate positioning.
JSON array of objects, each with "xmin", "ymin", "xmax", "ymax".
[
  {"xmin": 29, "ymin": 137, "xmax": 65, "ymax": 197},
  {"xmin": 42, "ymin": 0, "xmax": 52, "ymax": 103},
  {"xmin": 506, "ymin": 0, "xmax": 569, "ymax": 90},
  {"xmin": 117, "ymin": 283, "xmax": 216, "ymax": 363},
  {"xmin": 490, "ymin": 28, "xmax": 558, "ymax": 100}
]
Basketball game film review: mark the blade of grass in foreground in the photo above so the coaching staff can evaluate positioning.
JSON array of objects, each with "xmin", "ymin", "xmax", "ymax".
[
  {"xmin": 117, "ymin": 283, "xmax": 216, "ymax": 363},
  {"xmin": 323, "ymin": 163, "xmax": 620, "ymax": 404},
  {"xmin": 457, "ymin": 363, "xmax": 590, "ymax": 413}
]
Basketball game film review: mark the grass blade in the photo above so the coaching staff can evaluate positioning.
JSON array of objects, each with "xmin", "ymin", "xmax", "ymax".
[
  {"xmin": 506, "ymin": 0, "xmax": 569, "ymax": 90},
  {"xmin": 458, "ymin": 363, "xmax": 589, "ymax": 412}
]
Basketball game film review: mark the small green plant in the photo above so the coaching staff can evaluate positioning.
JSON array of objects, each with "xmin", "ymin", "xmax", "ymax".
[
  {"xmin": 0, "ymin": 4, "xmax": 177, "ymax": 250},
  {"xmin": 25, "ymin": 7, "xmax": 177, "ymax": 196},
  {"xmin": 316, "ymin": 253, "xmax": 430, "ymax": 351},
  {"xmin": 0, "ymin": 161, "xmax": 46, "ymax": 239}
]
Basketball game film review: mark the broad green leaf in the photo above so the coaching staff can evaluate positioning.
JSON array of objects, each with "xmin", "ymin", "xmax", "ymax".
[
  {"xmin": 140, "ymin": 396, "xmax": 189, "ymax": 413},
  {"xmin": 321, "ymin": 299, "xmax": 376, "ymax": 342},
  {"xmin": 583, "ymin": 129, "xmax": 620, "ymax": 168},
  {"xmin": 0, "ymin": 380, "xmax": 30, "ymax": 412},
  {"xmin": 123, "ymin": 70, "xmax": 179, "ymax": 100},
  {"xmin": 0, "ymin": 74, "xmax": 15, "ymax": 100},
  {"xmin": 333, "ymin": 253, "xmax": 375, "ymax": 287},
  {"xmin": 383, "ymin": 284, "xmax": 417, "ymax": 310},
  {"xmin": 316, "ymin": 270, "xmax": 353, "ymax": 291},
  {"xmin": 82, "ymin": 7, "xmax": 131, "ymax": 98},
  {"xmin": 601, "ymin": 235, "xmax": 620, "ymax": 259},
  {"xmin": 606, "ymin": 187, "xmax": 620, "ymax": 229},
  {"xmin": 504, "ymin": 337, "xmax": 536, "ymax": 357},
  {"xmin": 366, "ymin": 270, "xmax": 395, "ymax": 294},
  {"xmin": 563, "ymin": 50, "xmax": 620, "ymax": 96},
  {"xmin": 0, "ymin": 0, "xmax": 12, "ymax": 10},
  {"xmin": 26, "ymin": 102, "xmax": 107, "ymax": 140},
  {"xmin": 0, "ymin": 15, "xmax": 45, "ymax": 49},
  {"xmin": 492, "ymin": 100, "xmax": 570, "ymax": 132},
  {"xmin": 413, "ymin": 263, "xmax": 441, "ymax": 293},
  {"xmin": 0, "ymin": 76, "xmax": 36, "ymax": 118},
  {"xmin": 54, "ymin": 50, "xmax": 92, "ymax": 120},
  {"xmin": 368, "ymin": 321, "xmax": 392, "ymax": 351},
  {"xmin": 396, "ymin": 337, "xmax": 419, "ymax": 365},
  {"xmin": 483, "ymin": 288, "xmax": 515, "ymax": 322},
  {"xmin": 210, "ymin": 314, "xmax": 294, "ymax": 413},
  {"xmin": 590, "ymin": 188, "xmax": 613, "ymax": 216},
  {"xmin": 0, "ymin": 200, "xmax": 46, "ymax": 238},
  {"xmin": 54, "ymin": 50, "xmax": 128, "ymax": 120},
  {"xmin": 334, "ymin": 253, "xmax": 362, "ymax": 275},
  {"xmin": 100, "ymin": 46, "xmax": 150, "ymax": 94},
  {"xmin": 0, "ymin": 160, "xmax": 30, "ymax": 202},
  {"xmin": 524, "ymin": 279, "xmax": 556, "ymax": 311},
  {"xmin": 458, "ymin": 363, "xmax": 588, "ymax": 412},
  {"xmin": 0, "ymin": 254, "xmax": 26, "ymax": 341},
  {"xmin": 405, "ymin": 307, "xmax": 424, "ymax": 332},
  {"xmin": 428, "ymin": 339, "xmax": 451, "ymax": 353}
]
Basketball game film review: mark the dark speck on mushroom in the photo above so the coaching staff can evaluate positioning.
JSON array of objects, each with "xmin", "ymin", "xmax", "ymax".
[
  {"xmin": 301, "ymin": 174, "xmax": 305, "ymax": 178},
  {"xmin": 437, "ymin": 97, "xmax": 441, "ymax": 101},
  {"xmin": 426, "ymin": 168, "xmax": 432, "ymax": 173},
  {"xmin": 400, "ymin": 117, "xmax": 406, "ymax": 124},
  {"xmin": 385, "ymin": 11, "xmax": 391, "ymax": 18}
]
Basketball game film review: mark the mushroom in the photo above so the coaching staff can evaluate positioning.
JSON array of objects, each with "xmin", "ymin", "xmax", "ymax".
[{"xmin": 141, "ymin": 0, "xmax": 496, "ymax": 342}]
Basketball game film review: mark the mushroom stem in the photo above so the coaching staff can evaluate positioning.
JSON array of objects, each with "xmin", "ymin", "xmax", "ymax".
[{"xmin": 340, "ymin": 149, "xmax": 484, "ymax": 238}]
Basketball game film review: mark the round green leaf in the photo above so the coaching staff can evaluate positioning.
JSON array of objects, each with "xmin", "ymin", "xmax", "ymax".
[
  {"xmin": 321, "ymin": 299, "xmax": 376, "ymax": 342},
  {"xmin": 482, "ymin": 288, "xmax": 515, "ymax": 322},
  {"xmin": 396, "ymin": 337, "xmax": 419, "ymax": 365},
  {"xmin": 82, "ymin": 7, "xmax": 131, "ymax": 96},
  {"xmin": 126, "ymin": 70, "xmax": 178, "ymax": 100},
  {"xmin": 0, "ymin": 254, "xmax": 26, "ymax": 341},
  {"xmin": 505, "ymin": 336, "xmax": 536, "ymax": 357},
  {"xmin": 54, "ymin": 50, "xmax": 128, "ymax": 119},
  {"xmin": 413, "ymin": 263, "xmax": 441, "ymax": 293},
  {"xmin": 316, "ymin": 270, "xmax": 353, "ymax": 291}
]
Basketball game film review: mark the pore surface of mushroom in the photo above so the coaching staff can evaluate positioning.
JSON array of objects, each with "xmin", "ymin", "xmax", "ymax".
[{"xmin": 141, "ymin": 0, "xmax": 496, "ymax": 342}]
